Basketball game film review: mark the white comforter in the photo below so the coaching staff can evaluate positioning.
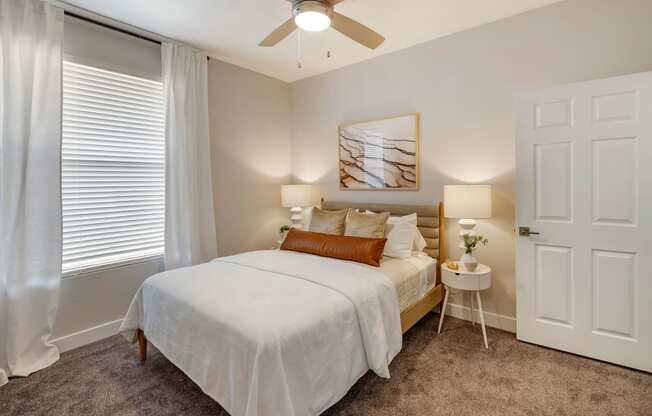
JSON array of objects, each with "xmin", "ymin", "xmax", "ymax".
[{"xmin": 120, "ymin": 250, "xmax": 402, "ymax": 416}]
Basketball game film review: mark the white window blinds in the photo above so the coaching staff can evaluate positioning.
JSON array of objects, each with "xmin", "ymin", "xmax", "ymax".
[{"xmin": 62, "ymin": 61, "xmax": 165, "ymax": 273}]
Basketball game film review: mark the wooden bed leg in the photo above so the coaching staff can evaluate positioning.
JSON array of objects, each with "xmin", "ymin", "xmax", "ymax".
[
  {"xmin": 137, "ymin": 329, "xmax": 147, "ymax": 362},
  {"xmin": 440, "ymin": 286, "xmax": 447, "ymax": 315}
]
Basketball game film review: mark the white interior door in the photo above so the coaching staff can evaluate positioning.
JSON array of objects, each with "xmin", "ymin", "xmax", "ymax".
[{"xmin": 516, "ymin": 72, "xmax": 652, "ymax": 372}]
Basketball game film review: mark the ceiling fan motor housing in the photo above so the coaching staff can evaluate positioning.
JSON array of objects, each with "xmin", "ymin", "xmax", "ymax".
[{"xmin": 292, "ymin": 0, "xmax": 333, "ymax": 19}]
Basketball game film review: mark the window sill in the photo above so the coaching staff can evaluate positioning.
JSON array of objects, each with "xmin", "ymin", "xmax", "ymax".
[{"xmin": 62, "ymin": 254, "xmax": 164, "ymax": 279}]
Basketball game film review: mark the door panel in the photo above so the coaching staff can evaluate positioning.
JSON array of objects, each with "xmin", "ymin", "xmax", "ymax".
[
  {"xmin": 591, "ymin": 91, "xmax": 637, "ymax": 123},
  {"xmin": 535, "ymin": 99, "xmax": 573, "ymax": 129},
  {"xmin": 516, "ymin": 72, "xmax": 652, "ymax": 372},
  {"xmin": 591, "ymin": 250, "xmax": 637, "ymax": 341},
  {"xmin": 535, "ymin": 142, "xmax": 573, "ymax": 222},
  {"xmin": 591, "ymin": 137, "xmax": 637, "ymax": 225},
  {"xmin": 535, "ymin": 244, "xmax": 574, "ymax": 327}
]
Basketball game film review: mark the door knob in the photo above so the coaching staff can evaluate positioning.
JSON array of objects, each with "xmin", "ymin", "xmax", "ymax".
[{"xmin": 519, "ymin": 226, "xmax": 540, "ymax": 236}]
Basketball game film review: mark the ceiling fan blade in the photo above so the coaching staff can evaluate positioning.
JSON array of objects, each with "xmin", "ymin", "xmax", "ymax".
[
  {"xmin": 331, "ymin": 12, "xmax": 384, "ymax": 49},
  {"xmin": 259, "ymin": 18, "xmax": 297, "ymax": 47}
]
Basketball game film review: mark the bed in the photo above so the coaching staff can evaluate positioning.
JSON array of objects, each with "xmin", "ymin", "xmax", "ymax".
[{"xmin": 121, "ymin": 201, "xmax": 444, "ymax": 416}]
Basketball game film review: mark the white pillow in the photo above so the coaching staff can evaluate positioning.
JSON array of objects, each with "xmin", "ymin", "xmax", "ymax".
[
  {"xmin": 414, "ymin": 228, "xmax": 428, "ymax": 252},
  {"xmin": 302, "ymin": 206, "xmax": 314, "ymax": 230},
  {"xmin": 388, "ymin": 214, "xmax": 430, "ymax": 254},
  {"xmin": 366, "ymin": 211, "xmax": 418, "ymax": 258},
  {"xmin": 366, "ymin": 210, "xmax": 428, "ymax": 252}
]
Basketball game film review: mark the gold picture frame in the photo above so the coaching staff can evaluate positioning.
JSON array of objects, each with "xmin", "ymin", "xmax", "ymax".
[{"xmin": 338, "ymin": 113, "xmax": 420, "ymax": 191}]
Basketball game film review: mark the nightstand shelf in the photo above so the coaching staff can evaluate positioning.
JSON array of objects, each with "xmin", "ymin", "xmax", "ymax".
[{"xmin": 438, "ymin": 263, "xmax": 492, "ymax": 348}]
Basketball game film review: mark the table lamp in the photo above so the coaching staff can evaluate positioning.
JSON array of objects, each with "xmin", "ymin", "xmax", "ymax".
[
  {"xmin": 443, "ymin": 185, "xmax": 492, "ymax": 249},
  {"xmin": 281, "ymin": 184, "xmax": 314, "ymax": 229}
]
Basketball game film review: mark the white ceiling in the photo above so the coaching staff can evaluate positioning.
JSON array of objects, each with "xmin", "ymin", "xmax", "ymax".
[{"xmin": 63, "ymin": 0, "xmax": 563, "ymax": 83}]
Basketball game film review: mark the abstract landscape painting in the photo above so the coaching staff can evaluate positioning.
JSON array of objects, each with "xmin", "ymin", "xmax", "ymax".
[{"xmin": 339, "ymin": 113, "xmax": 419, "ymax": 190}]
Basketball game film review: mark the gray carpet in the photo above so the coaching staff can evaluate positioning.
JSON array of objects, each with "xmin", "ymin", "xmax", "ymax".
[{"xmin": 1, "ymin": 313, "xmax": 651, "ymax": 416}]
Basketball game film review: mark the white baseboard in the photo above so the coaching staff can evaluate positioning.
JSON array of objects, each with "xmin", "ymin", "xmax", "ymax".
[
  {"xmin": 52, "ymin": 319, "xmax": 123, "ymax": 353},
  {"xmin": 49, "ymin": 304, "xmax": 514, "ymax": 353},
  {"xmin": 444, "ymin": 303, "xmax": 516, "ymax": 333}
]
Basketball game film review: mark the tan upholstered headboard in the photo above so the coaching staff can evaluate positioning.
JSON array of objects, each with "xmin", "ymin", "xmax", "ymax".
[{"xmin": 321, "ymin": 200, "xmax": 445, "ymax": 267}]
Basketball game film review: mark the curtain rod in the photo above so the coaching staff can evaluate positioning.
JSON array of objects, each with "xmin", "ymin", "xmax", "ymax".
[
  {"xmin": 63, "ymin": 11, "xmax": 211, "ymax": 60},
  {"xmin": 64, "ymin": 11, "xmax": 161, "ymax": 45}
]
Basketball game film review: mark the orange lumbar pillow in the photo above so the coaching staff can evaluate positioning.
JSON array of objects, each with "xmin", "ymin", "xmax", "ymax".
[{"xmin": 280, "ymin": 228, "xmax": 387, "ymax": 267}]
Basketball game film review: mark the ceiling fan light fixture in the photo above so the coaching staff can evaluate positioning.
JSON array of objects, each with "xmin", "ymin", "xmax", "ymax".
[
  {"xmin": 260, "ymin": 0, "xmax": 385, "ymax": 50},
  {"xmin": 293, "ymin": 1, "xmax": 332, "ymax": 32},
  {"xmin": 295, "ymin": 11, "xmax": 331, "ymax": 32}
]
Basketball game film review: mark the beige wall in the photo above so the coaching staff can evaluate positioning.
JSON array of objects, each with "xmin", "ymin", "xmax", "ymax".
[
  {"xmin": 64, "ymin": 15, "xmax": 161, "ymax": 81},
  {"xmin": 208, "ymin": 59, "xmax": 293, "ymax": 255},
  {"xmin": 53, "ymin": 259, "xmax": 162, "ymax": 340},
  {"xmin": 290, "ymin": 0, "xmax": 652, "ymax": 326}
]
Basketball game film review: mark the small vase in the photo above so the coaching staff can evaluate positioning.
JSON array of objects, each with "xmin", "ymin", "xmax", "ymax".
[
  {"xmin": 461, "ymin": 253, "xmax": 478, "ymax": 272},
  {"xmin": 280, "ymin": 230, "xmax": 289, "ymax": 242}
]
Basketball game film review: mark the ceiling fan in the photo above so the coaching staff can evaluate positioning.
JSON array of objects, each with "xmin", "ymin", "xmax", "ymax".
[{"xmin": 259, "ymin": 0, "xmax": 385, "ymax": 50}]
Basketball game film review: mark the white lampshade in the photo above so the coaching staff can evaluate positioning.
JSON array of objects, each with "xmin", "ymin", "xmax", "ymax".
[
  {"xmin": 444, "ymin": 185, "xmax": 492, "ymax": 219},
  {"xmin": 281, "ymin": 184, "xmax": 314, "ymax": 208}
]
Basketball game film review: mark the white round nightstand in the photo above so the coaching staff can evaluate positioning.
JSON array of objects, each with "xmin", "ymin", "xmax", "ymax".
[{"xmin": 437, "ymin": 264, "xmax": 492, "ymax": 348}]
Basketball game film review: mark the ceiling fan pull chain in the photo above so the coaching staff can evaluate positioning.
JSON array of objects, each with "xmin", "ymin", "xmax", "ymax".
[{"xmin": 297, "ymin": 30, "xmax": 303, "ymax": 69}]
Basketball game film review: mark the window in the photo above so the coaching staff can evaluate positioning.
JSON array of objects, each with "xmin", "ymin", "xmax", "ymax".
[{"xmin": 62, "ymin": 61, "xmax": 165, "ymax": 273}]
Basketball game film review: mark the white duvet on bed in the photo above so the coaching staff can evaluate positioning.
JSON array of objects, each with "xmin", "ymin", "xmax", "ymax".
[{"xmin": 120, "ymin": 250, "xmax": 402, "ymax": 416}]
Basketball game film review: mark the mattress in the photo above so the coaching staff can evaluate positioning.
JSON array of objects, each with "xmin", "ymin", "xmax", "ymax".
[{"xmin": 379, "ymin": 253, "xmax": 437, "ymax": 311}]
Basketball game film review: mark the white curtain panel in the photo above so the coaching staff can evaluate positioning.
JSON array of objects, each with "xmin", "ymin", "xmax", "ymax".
[
  {"xmin": 0, "ymin": 0, "xmax": 63, "ymax": 386},
  {"xmin": 162, "ymin": 43, "xmax": 217, "ymax": 270}
]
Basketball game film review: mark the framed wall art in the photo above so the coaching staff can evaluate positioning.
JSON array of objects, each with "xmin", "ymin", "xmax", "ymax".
[{"xmin": 338, "ymin": 113, "xmax": 419, "ymax": 190}]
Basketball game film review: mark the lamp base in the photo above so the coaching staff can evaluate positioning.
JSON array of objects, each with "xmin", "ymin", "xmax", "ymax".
[
  {"xmin": 458, "ymin": 218, "xmax": 476, "ymax": 249},
  {"xmin": 290, "ymin": 207, "xmax": 303, "ymax": 229}
]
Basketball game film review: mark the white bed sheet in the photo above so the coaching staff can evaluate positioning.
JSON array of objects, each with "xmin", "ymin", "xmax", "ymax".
[
  {"xmin": 379, "ymin": 253, "xmax": 437, "ymax": 311},
  {"xmin": 120, "ymin": 250, "xmax": 402, "ymax": 416}
]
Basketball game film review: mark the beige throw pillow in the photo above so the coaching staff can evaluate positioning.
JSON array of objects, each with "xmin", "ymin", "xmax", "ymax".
[
  {"xmin": 345, "ymin": 210, "xmax": 390, "ymax": 238},
  {"xmin": 309, "ymin": 208, "xmax": 349, "ymax": 235}
]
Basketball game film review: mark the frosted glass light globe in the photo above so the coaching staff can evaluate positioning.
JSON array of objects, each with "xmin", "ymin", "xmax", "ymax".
[{"xmin": 295, "ymin": 11, "xmax": 331, "ymax": 32}]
